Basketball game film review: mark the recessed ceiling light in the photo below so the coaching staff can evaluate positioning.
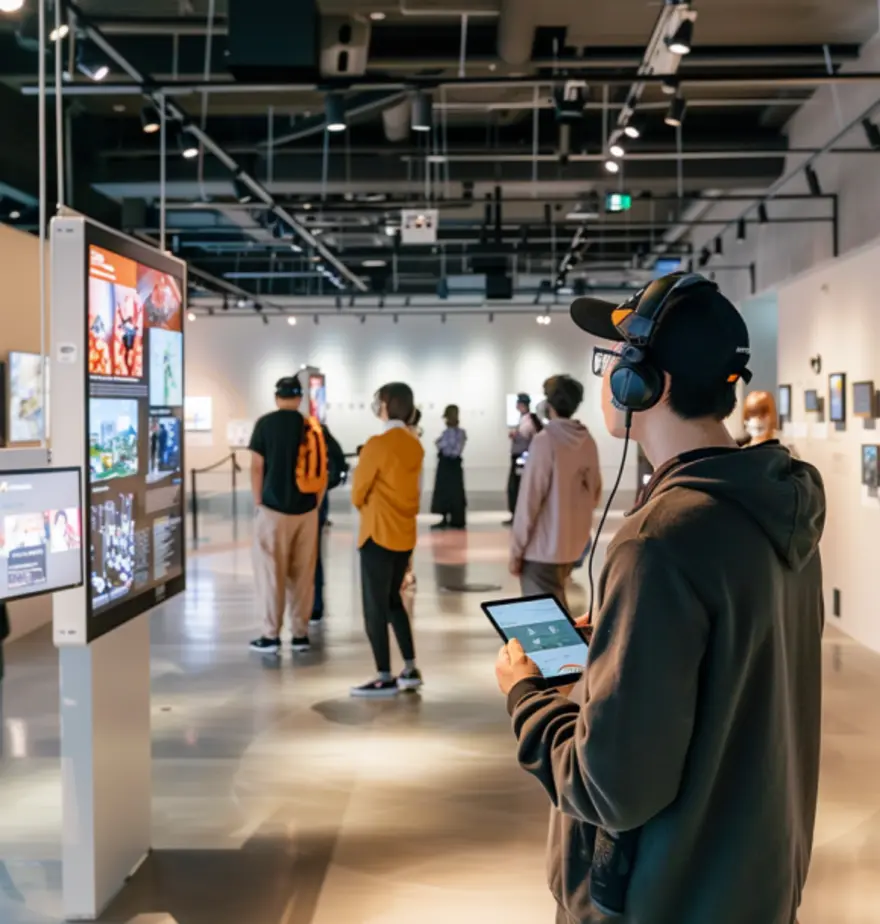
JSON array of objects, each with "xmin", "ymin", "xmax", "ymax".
[
  {"xmin": 113, "ymin": 103, "xmax": 126, "ymax": 113},
  {"xmin": 287, "ymin": 316, "xmax": 297, "ymax": 326}
]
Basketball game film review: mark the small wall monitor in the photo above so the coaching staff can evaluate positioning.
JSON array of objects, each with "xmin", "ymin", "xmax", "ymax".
[
  {"xmin": 777, "ymin": 384, "xmax": 792, "ymax": 423},
  {"xmin": 829, "ymin": 373, "xmax": 847, "ymax": 423},
  {"xmin": 0, "ymin": 467, "xmax": 84, "ymax": 603},
  {"xmin": 862, "ymin": 445, "xmax": 879, "ymax": 488},
  {"xmin": 7, "ymin": 352, "xmax": 45, "ymax": 445},
  {"xmin": 853, "ymin": 381, "xmax": 876, "ymax": 419},
  {"xmin": 805, "ymin": 389, "xmax": 820, "ymax": 413}
]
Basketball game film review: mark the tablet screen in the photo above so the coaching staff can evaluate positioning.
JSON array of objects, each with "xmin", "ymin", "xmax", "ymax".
[{"xmin": 483, "ymin": 596, "xmax": 587, "ymax": 679}]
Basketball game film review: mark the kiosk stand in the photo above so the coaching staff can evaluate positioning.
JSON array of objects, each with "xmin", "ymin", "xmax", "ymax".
[{"xmin": 51, "ymin": 215, "xmax": 188, "ymax": 919}]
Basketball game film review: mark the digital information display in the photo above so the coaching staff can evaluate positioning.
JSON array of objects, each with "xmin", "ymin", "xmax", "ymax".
[
  {"xmin": 7, "ymin": 351, "xmax": 46, "ymax": 445},
  {"xmin": 85, "ymin": 235, "xmax": 186, "ymax": 635},
  {"xmin": 0, "ymin": 467, "xmax": 83, "ymax": 603}
]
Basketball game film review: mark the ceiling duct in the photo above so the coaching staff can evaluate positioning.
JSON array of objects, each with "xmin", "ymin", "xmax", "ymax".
[
  {"xmin": 320, "ymin": 16, "xmax": 371, "ymax": 77},
  {"xmin": 498, "ymin": 0, "xmax": 535, "ymax": 67},
  {"xmin": 382, "ymin": 98, "xmax": 412, "ymax": 143}
]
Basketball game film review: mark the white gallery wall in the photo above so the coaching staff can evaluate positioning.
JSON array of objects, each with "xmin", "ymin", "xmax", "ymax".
[
  {"xmin": 183, "ymin": 311, "xmax": 635, "ymax": 499},
  {"xmin": 776, "ymin": 235, "xmax": 880, "ymax": 654}
]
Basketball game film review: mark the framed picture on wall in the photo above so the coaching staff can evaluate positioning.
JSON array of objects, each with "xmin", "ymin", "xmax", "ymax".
[
  {"xmin": 829, "ymin": 373, "xmax": 846, "ymax": 423},
  {"xmin": 184, "ymin": 396, "xmax": 213, "ymax": 432},
  {"xmin": 852, "ymin": 381, "xmax": 876, "ymax": 419},
  {"xmin": 862, "ymin": 445, "xmax": 879, "ymax": 488},
  {"xmin": 777, "ymin": 384, "xmax": 792, "ymax": 423},
  {"xmin": 804, "ymin": 389, "xmax": 820, "ymax": 413}
]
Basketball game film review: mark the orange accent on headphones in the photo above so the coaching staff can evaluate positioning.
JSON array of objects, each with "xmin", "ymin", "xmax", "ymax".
[{"xmin": 611, "ymin": 307, "xmax": 635, "ymax": 329}]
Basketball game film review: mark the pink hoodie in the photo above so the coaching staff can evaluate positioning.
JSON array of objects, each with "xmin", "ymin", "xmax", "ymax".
[{"xmin": 511, "ymin": 418, "xmax": 602, "ymax": 564}]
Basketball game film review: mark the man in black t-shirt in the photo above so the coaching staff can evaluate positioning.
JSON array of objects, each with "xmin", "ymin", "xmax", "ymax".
[{"xmin": 248, "ymin": 377, "xmax": 319, "ymax": 655}]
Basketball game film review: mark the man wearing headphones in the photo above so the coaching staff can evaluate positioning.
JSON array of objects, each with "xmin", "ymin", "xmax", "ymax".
[{"xmin": 495, "ymin": 274, "xmax": 826, "ymax": 924}]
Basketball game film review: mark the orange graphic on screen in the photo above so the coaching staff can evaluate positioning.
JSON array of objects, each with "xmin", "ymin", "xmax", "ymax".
[{"xmin": 88, "ymin": 247, "xmax": 145, "ymax": 379}]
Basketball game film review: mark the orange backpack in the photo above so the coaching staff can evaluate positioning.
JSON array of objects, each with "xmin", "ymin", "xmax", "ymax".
[{"xmin": 296, "ymin": 417, "xmax": 329, "ymax": 495}]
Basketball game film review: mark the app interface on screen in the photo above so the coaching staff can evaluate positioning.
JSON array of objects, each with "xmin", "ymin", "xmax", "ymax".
[
  {"xmin": 488, "ymin": 597, "xmax": 587, "ymax": 678},
  {"xmin": 0, "ymin": 469, "xmax": 83, "ymax": 601},
  {"xmin": 87, "ymin": 245, "xmax": 184, "ymax": 615}
]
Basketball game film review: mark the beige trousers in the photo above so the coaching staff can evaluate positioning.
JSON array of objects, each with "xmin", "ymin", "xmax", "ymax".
[{"xmin": 253, "ymin": 505, "xmax": 319, "ymax": 638}]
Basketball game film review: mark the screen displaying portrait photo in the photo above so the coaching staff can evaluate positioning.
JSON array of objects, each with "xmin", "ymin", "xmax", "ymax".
[
  {"xmin": 0, "ymin": 467, "xmax": 83, "ymax": 603},
  {"xmin": 778, "ymin": 384, "xmax": 792, "ymax": 423},
  {"xmin": 148, "ymin": 415, "xmax": 182, "ymax": 482},
  {"xmin": 853, "ymin": 381, "xmax": 875, "ymax": 419},
  {"xmin": 7, "ymin": 352, "xmax": 45, "ymax": 444},
  {"xmin": 862, "ymin": 445, "xmax": 879, "ymax": 488},
  {"xmin": 829, "ymin": 373, "xmax": 847, "ymax": 423},
  {"xmin": 148, "ymin": 329, "xmax": 183, "ymax": 408}
]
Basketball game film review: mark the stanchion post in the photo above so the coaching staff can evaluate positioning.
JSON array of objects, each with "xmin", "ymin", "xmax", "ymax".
[
  {"xmin": 231, "ymin": 452, "xmax": 239, "ymax": 539},
  {"xmin": 191, "ymin": 468, "xmax": 199, "ymax": 548}
]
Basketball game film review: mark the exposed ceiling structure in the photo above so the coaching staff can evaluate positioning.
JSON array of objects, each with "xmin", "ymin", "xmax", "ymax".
[{"xmin": 0, "ymin": 0, "xmax": 878, "ymax": 313}]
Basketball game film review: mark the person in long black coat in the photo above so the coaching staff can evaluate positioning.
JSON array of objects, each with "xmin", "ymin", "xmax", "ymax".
[{"xmin": 431, "ymin": 405, "xmax": 467, "ymax": 530}]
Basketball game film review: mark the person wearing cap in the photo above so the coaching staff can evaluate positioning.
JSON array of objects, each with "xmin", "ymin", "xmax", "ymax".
[
  {"xmin": 496, "ymin": 273, "xmax": 825, "ymax": 924},
  {"xmin": 509, "ymin": 375, "xmax": 601, "ymax": 613},
  {"xmin": 248, "ymin": 376, "xmax": 321, "ymax": 656},
  {"xmin": 504, "ymin": 393, "xmax": 540, "ymax": 526}
]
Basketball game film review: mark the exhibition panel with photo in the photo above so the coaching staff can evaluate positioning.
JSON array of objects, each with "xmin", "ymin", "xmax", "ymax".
[{"xmin": 85, "ymin": 232, "xmax": 186, "ymax": 634}]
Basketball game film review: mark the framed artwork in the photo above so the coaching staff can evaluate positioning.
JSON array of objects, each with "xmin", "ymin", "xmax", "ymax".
[
  {"xmin": 852, "ymin": 381, "xmax": 876, "ymax": 419},
  {"xmin": 804, "ymin": 389, "xmax": 820, "ymax": 413},
  {"xmin": 862, "ymin": 445, "xmax": 879, "ymax": 488},
  {"xmin": 828, "ymin": 373, "xmax": 846, "ymax": 423},
  {"xmin": 184, "ymin": 396, "xmax": 213, "ymax": 432},
  {"xmin": 777, "ymin": 384, "xmax": 792, "ymax": 423}
]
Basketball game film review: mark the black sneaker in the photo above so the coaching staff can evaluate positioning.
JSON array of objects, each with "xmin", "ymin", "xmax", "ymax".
[
  {"xmin": 291, "ymin": 637, "xmax": 311, "ymax": 653},
  {"xmin": 350, "ymin": 678, "xmax": 399, "ymax": 698},
  {"xmin": 309, "ymin": 611, "xmax": 324, "ymax": 627},
  {"xmin": 397, "ymin": 667, "xmax": 423, "ymax": 692},
  {"xmin": 250, "ymin": 636, "xmax": 281, "ymax": 654},
  {"xmin": 430, "ymin": 520, "xmax": 448, "ymax": 531}
]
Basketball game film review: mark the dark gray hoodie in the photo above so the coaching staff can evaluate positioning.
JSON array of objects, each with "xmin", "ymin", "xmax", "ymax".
[{"xmin": 507, "ymin": 442, "xmax": 826, "ymax": 924}]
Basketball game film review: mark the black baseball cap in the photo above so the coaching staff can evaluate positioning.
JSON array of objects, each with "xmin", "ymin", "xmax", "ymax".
[
  {"xmin": 275, "ymin": 376, "xmax": 303, "ymax": 399},
  {"xmin": 516, "ymin": 392, "xmax": 531, "ymax": 405},
  {"xmin": 570, "ymin": 274, "xmax": 752, "ymax": 386}
]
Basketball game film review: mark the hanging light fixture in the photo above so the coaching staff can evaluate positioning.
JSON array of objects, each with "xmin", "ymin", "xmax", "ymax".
[
  {"xmin": 178, "ymin": 126, "xmax": 199, "ymax": 159},
  {"xmin": 804, "ymin": 164, "xmax": 822, "ymax": 197},
  {"xmin": 714, "ymin": 237, "xmax": 723, "ymax": 256},
  {"xmin": 604, "ymin": 158, "xmax": 620, "ymax": 174},
  {"xmin": 141, "ymin": 104, "xmax": 161, "ymax": 134},
  {"xmin": 608, "ymin": 132, "xmax": 626, "ymax": 159},
  {"xmin": 77, "ymin": 45, "xmax": 110, "ymax": 82},
  {"xmin": 666, "ymin": 19, "xmax": 694, "ymax": 56},
  {"xmin": 623, "ymin": 122, "xmax": 642, "ymax": 140},
  {"xmin": 325, "ymin": 93, "xmax": 347, "ymax": 132},
  {"xmin": 232, "ymin": 175, "xmax": 254, "ymax": 204},
  {"xmin": 664, "ymin": 95, "xmax": 687, "ymax": 128},
  {"xmin": 0, "ymin": 0, "xmax": 25, "ymax": 13},
  {"xmin": 737, "ymin": 218, "xmax": 747, "ymax": 243},
  {"xmin": 758, "ymin": 203, "xmax": 769, "ymax": 224},
  {"xmin": 411, "ymin": 91, "xmax": 433, "ymax": 132}
]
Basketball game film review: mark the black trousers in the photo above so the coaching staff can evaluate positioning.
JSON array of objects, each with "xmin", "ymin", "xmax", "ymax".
[
  {"xmin": 360, "ymin": 539, "xmax": 416, "ymax": 674},
  {"xmin": 431, "ymin": 455, "xmax": 466, "ymax": 528},
  {"xmin": 507, "ymin": 457, "xmax": 521, "ymax": 514}
]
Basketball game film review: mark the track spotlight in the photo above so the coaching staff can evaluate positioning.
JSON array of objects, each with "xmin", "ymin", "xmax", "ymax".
[
  {"xmin": 758, "ymin": 203, "xmax": 769, "ymax": 224},
  {"xmin": 186, "ymin": 311, "xmax": 196, "ymax": 322},
  {"xmin": 862, "ymin": 118, "xmax": 880, "ymax": 151},
  {"xmin": 698, "ymin": 247, "xmax": 711, "ymax": 268},
  {"xmin": 233, "ymin": 175, "xmax": 254, "ymax": 204},
  {"xmin": 141, "ymin": 104, "xmax": 161, "ymax": 134},
  {"xmin": 271, "ymin": 218, "xmax": 286, "ymax": 239},
  {"xmin": 608, "ymin": 133, "xmax": 626, "ymax": 159},
  {"xmin": 623, "ymin": 122, "xmax": 641, "ymax": 140},
  {"xmin": 714, "ymin": 237, "xmax": 723, "ymax": 256},
  {"xmin": 0, "ymin": 0, "xmax": 25, "ymax": 12},
  {"xmin": 411, "ymin": 92, "xmax": 433, "ymax": 132},
  {"xmin": 16, "ymin": 11, "xmax": 69, "ymax": 44},
  {"xmin": 393, "ymin": 314, "xmax": 399, "ymax": 323},
  {"xmin": 325, "ymin": 93, "xmax": 347, "ymax": 132},
  {"xmin": 661, "ymin": 77, "xmax": 679, "ymax": 96},
  {"xmin": 178, "ymin": 126, "xmax": 199, "ymax": 159},
  {"xmin": 737, "ymin": 218, "xmax": 746, "ymax": 243},
  {"xmin": 805, "ymin": 164, "xmax": 822, "ymax": 197},
  {"xmin": 666, "ymin": 19, "xmax": 693, "ymax": 55},
  {"xmin": 49, "ymin": 21, "xmax": 69, "ymax": 41},
  {"xmin": 604, "ymin": 158, "xmax": 620, "ymax": 174},
  {"xmin": 360, "ymin": 314, "xmax": 366, "ymax": 324},
  {"xmin": 222, "ymin": 295, "xmax": 230, "ymax": 311},
  {"xmin": 314, "ymin": 314, "xmax": 319, "ymax": 325},
  {"xmin": 262, "ymin": 314, "xmax": 269, "ymax": 326},
  {"xmin": 77, "ymin": 44, "xmax": 110, "ymax": 82},
  {"xmin": 664, "ymin": 96, "xmax": 687, "ymax": 128}
]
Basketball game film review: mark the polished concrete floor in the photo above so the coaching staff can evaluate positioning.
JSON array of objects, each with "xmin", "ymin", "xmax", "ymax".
[{"xmin": 0, "ymin": 513, "xmax": 879, "ymax": 924}]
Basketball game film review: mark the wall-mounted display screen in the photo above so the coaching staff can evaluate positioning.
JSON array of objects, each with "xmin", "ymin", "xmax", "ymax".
[
  {"xmin": 829, "ymin": 373, "xmax": 846, "ymax": 423},
  {"xmin": 0, "ymin": 467, "xmax": 83, "ymax": 602},
  {"xmin": 308, "ymin": 373, "xmax": 327, "ymax": 424},
  {"xmin": 86, "ymin": 240, "xmax": 185, "ymax": 627},
  {"xmin": 7, "ymin": 352, "xmax": 46, "ymax": 444},
  {"xmin": 853, "ymin": 381, "xmax": 876, "ymax": 419},
  {"xmin": 805, "ymin": 389, "xmax": 820, "ymax": 413},
  {"xmin": 778, "ymin": 384, "xmax": 792, "ymax": 422},
  {"xmin": 862, "ymin": 445, "xmax": 879, "ymax": 488}
]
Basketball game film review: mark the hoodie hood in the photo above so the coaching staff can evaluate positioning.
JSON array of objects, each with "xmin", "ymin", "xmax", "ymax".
[
  {"xmin": 640, "ymin": 442, "xmax": 825, "ymax": 572},
  {"xmin": 543, "ymin": 417, "xmax": 591, "ymax": 450}
]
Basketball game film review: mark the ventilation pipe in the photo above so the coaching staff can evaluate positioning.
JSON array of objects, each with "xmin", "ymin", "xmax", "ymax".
[
  {"xmin": 498, "ymin": 0, "xmax": 534, "ymax": 67},
  {"xmin": 382, "ymin": 98, "xmax": 411, "ymax": 142}
]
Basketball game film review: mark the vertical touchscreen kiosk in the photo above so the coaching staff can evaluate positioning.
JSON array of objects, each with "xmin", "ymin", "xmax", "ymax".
[{"xmin": 50, "ymin": 215, "xmax": 187, "ymax": 920}]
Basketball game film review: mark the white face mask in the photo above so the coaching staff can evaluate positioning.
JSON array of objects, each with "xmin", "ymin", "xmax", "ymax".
[{"xmin": 745, "ymin": 418, "xmax": 769, "ymax": 438}]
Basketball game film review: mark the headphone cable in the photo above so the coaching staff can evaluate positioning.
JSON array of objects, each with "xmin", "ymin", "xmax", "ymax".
[{"xmin": 587, "ymin": 412, "xmax": 633, "ymax": 627}]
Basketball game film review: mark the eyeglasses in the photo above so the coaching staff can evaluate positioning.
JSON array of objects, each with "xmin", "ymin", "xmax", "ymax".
[{"xmin": 592, "ymin": 346, "xmax": 620, "ymax": 378}]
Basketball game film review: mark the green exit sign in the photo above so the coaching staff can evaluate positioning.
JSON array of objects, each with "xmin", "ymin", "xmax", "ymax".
[{"xmin": 606, "ymin": 193, "xmax": 632, "ymax": 212}]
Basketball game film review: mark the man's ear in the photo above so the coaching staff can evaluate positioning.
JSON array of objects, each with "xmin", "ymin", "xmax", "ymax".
[{"xmin": 660, "ymin": 372, "xmax": 673, "ymax": 404}]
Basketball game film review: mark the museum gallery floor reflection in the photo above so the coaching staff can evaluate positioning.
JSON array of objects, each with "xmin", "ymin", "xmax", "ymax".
[{"xmin": 0, "ymin": 513, "xmax": 878, "ymax": 924}]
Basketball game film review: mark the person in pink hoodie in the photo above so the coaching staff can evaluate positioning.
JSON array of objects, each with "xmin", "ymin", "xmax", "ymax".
[{"xmin": 509, "ymin": 374, "xmax": 601, "ymax": 612}]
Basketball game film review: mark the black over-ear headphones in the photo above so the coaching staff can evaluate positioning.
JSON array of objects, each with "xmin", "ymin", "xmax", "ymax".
[{"xmin": 609, "ymin": 273, "xmax": 718, "ymax": 413}]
